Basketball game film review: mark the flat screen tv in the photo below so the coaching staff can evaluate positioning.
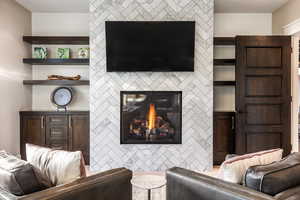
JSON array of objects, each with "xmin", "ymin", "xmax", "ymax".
[{"xmin": 105, "ymin": 21, "xmax": 195, "ymax": 72}]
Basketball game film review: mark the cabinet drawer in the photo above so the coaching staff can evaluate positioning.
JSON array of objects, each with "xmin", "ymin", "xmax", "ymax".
[
  {"xmin": 47, "ymin": 116, "xmax": 68, "ymax": 125},
  {"xmin": 48, "ymin": 127, "xmax": 68, "ymax": 140}
]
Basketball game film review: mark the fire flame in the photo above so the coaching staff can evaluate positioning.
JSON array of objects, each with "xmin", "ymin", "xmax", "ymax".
[{"xmin": 148, "ymin": 104, "xmax": 156, "ymax": 129}]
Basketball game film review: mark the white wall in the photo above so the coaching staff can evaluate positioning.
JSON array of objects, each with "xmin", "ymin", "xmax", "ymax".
[
  {"xmin": 31, "ymin": 13, "xmax": 89, "ymax": 110},
  {"xmin": 273, "ymin": 0, "xmax": 300, "ymax": 35},
  {"xmin": 213, "ymin": 13, "xmax": 272, "ymax": 111},
  {"xmin": 0, "ymin": 0, "xmax": 32, "ymax": 154}
]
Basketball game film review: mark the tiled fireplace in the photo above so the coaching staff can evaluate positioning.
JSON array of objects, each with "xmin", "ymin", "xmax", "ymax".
[
  {"xmin": 90, "ymin": 0, "xmax": 213, "ymax": 171},
  {"xmin": 121, "ymin": 91, "xmax": 182, "ymax": 144}
]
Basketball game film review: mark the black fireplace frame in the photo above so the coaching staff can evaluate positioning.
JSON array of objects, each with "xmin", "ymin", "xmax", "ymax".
[{"xmin": 120, "ymin": 91, "xmax": 182, "ymax": 144}]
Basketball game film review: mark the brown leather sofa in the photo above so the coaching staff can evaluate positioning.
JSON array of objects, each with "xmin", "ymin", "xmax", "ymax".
[
  {"xmin": 0, "ymin": 168, "xmax": 132, "ymax": 200},
  {"xmin": 166, "ymin": 167, "xmax": 300, "ymax": 200}
]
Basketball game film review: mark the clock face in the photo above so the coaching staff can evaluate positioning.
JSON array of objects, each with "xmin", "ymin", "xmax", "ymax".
[{"xmin": 52, "ymin": 87, "xmax": 73, "ymax": 106}]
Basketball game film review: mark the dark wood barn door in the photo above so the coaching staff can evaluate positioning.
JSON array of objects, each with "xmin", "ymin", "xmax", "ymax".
[{"xmin": 236, "ymin": 36, "xmax": 292, "ymax": 156}]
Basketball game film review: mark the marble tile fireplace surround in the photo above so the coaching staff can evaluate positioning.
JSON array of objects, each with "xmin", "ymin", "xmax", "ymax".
[{"xmin": 90, "ymin": 0, "xmax": 214, "ymax": 172}]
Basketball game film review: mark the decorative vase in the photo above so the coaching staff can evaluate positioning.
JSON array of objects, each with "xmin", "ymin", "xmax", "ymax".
[
  {"xmin": 78, "ymin": 48, "xmax": 89, "ymax": 58},
  {"xmin": 33, "ymin": 47, "xmax": 47, "ymax": 59},
  {"xmin": 57, "ymin": 48, "xmax": 70, "ymax": 59}
]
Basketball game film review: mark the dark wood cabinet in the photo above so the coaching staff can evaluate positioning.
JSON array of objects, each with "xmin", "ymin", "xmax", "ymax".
[
  {"xmin": 213, "ymin": 112, "xmax": 235, "ymax": 165},
  {"xmin": 20, "ymin": 111, "xmax": 90, "ymax": 164}
]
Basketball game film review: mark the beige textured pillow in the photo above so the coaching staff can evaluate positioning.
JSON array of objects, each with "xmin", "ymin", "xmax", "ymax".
[
  {"xmin": 26, "ymin": 144, "xmax": 86, "ymax": 186},
  {"xmin": 218, "ymin": 149, "xmax": 283, "ymax": 184}
]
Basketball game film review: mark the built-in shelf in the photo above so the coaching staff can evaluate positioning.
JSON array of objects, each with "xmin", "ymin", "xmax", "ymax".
[
  {"xmin": 214, "ymin": 37, "xmax": 236, "ymax": 46},
  {"xmin": 214, "ymin": 81, "xmax": 236, "ymax": 86},
  {"xmin": 214, "ymin": 59, "xmax": 236, "ymax": 66},
  {"xmin": 23, "ymin": 58, "xmax": 89, "ymax": 65},
  {"xmin": 23, "ymin": 80, "xmax": 90, "ymax": 86},
  {"xmin": 23, "ymin": 36, "xmax": 89, "ymax": 45}
]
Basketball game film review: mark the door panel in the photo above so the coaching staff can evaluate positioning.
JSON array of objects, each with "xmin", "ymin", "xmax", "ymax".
[
  {"xmin": 245, "ymin": 76, "xmax": 282, "ymax": 97},
  {"xmin": 246, "ymin": 47, "xmax": 282, "ymax": 67},
  {"xmin": 213, "ymin": 112, "xmax": 235, "ymax": 165},
  {"xmin": 246, "ymin": 133, "xmax": 282, "ymax": 153},
  {"xmin": 20, "ymin": 115, "xmax": 45, "ymax": 160},
  {"xmin": 69, "ymin": 114, "xmax": 90, "ymax": 164},
  {"xmin": 246, "ymin": 104, "xmax": 281, "ymax": 125},
  {"xmin": 236, "ymin": 36, "xmax": 291, "ymax": 156}
]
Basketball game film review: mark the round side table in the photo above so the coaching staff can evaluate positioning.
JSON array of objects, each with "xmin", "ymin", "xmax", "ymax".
[{"xmin": 131, "ymin": 174, "xmax": 166, "ymax": 200}]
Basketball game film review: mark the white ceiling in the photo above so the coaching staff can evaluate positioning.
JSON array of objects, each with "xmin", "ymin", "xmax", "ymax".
[
  {"xmin": 16, "ymin": 0, "xmax": 89, "ymax": 13},
  {"xmin": 16, "ymin": 0, "xmax": 289, "ymax": 13},
  {"xmin": 215, "ymin": 0, "xmax": 289, "ymax": 13}
]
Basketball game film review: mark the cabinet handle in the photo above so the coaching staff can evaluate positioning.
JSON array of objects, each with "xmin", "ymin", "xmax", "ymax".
[
  {"xmin": 231, "ymin": 116, "xmax": 235, "ymax": 130},
  {"xmin": 69, "ymin": 118, "xmax": 72, "ymax": 129},
  {"xmin": 41, "ymin": 116, "xmax": 44, "ymax": 129}
]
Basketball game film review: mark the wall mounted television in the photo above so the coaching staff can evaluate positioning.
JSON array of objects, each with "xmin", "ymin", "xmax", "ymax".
[{"xmin": 105, "ymin": 21, "xmax": 195, "ymax": 72}]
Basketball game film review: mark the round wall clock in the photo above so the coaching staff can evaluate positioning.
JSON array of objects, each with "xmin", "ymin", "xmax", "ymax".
[{"xmin": 51, "ymin": 87, "xmax": 73, "ymax": 111}]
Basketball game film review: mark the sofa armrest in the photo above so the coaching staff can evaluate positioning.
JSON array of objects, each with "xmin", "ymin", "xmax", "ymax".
[
  {"xmin": 20, "ymin": 168, "xmax": 132, "ymax": 200},
  {"xmin": 166, "ymin": 167, "xmax": 275, "ymax": 200}
]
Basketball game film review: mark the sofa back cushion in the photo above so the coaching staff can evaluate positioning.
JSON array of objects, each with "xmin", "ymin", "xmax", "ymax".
[
  {"xmin": 0, "ymin": 150, "xmax": 51, "ymax": 196},
  {"xmin": 245, "ymin": 152, "xmax": 300, "ymax": 196},
  {"xmin": 218, "ymin": 149, "xmax": 283, "ymax": 184},
  {"xmin": 26, "ymin": 144, "xmax": 86, "ymax": 186}
]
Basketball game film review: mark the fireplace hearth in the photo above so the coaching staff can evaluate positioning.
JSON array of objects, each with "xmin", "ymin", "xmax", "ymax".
[{"xmin": 121, "ymin": 91, "xmax": 182, "ymax": 144}]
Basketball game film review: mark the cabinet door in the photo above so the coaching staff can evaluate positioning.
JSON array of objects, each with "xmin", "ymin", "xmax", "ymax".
[
  {"xmin": 69, "ymin": 114, "xmax": 90, "ymax": 164},
  {"xmin": 45, "ymin": 115, "xmax": 69, "ymax": 150},
  {"xmin": 20, "ymin": 115, "xmax": 45, "ymax": 160},
  {"xmin": 213, "ymin": 112, "xmax": 235, "ymax": 165}
]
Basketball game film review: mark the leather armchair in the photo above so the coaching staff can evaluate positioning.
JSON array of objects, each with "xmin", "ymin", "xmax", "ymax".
[
  {"xmin": 0, "ymin": 168, "xmax": 132, "ymax": 200},
  {"xmin": 166, "ymin": 167, "xmax": 275, "ymax": 200}
]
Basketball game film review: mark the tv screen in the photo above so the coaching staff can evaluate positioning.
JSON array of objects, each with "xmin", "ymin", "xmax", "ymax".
[{"xmin": 105, "ymin": 21, "xmax": 195, "ymax": 72}]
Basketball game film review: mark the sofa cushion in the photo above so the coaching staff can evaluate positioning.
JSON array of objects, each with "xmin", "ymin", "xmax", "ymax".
[
  {"xmin": 245, "ymin": 152, "xmax": 300, "ymax": 196},
  {"xmin": 218, "ymin": 149, "xmax": 283, "ymax": 184},
  {"xmin": 26, "ymin": 144, "xmax": 86, "ymax": 186},
  {"xmin": 275, "ymin": 185, "xmax": 300, "ymax": 200},
  {"xmin": 0, "ymin": 150, "xmax": 51, "ymax": 196}
]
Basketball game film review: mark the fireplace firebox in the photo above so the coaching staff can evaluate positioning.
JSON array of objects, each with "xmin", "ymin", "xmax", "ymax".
[{"xmin": 121, "ymin": 91, "xmax": 182, "ymax": 144}]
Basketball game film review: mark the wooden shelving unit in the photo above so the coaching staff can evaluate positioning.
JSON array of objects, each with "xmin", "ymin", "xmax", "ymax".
[
  {"xmin": 213, "ymin": 37, "xmax": 236, "ymax": 87},
  {"xmin": 23, "ymin": 36, "xmax": 89, "ymax": 45},
  {"xmin": 23, "ymin": 35, "xmax": 90, "ymax": 85},
  {"xmin": 23, "ymin": 80, "xmax": 90, "ymax": 86},
  {"xmin": 23, "ymin": 58, "xmax": 89, "ymax": 65}
]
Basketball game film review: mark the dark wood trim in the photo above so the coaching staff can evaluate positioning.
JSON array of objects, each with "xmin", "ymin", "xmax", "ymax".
[
  {"xmin": 214, "ymin": 37, "xmax": 236, "ymax": 46},
  {"xmin": 214, "ymin": 111, "xmax": 236, "ymax": 114},
  {"xmin": 23, "ymin": 80, "xmax": 90, "ymax": 86},
  {"xmin": 214, "ymin": 59, "xmax": 236, "ymax": 66},
  {"xmin": 23, "ymin": 36, "xmax": 89, "ymax": 45},
  {"xmin": 214, "ymin": 81, "xmax": 236, "ymax": 86},
  {"xmin": 20, "ymin": 111, "xmax": 89, "ymax": 115},
  {"xmin": 23, "ymin": 58, "xmax": 89, "ymax": 65}
]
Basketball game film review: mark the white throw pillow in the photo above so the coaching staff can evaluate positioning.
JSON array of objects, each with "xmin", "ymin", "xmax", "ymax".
[
  {"xmin": 26, "ymin": 143, "xmax": 86, "ymax": 185},
  {"xmin": 218, "ymin": 149, "xmax": 283, "ymax": 184}
]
